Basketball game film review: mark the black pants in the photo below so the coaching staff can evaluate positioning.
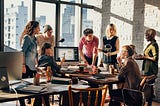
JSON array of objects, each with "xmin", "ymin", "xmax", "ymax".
[
  {"xmin": 84, "ymin": 55, "xmax": 98, "ymax": 66},
  {"xmin": 33, "ymin": 95, "xmax": 50, "ymax": 106},
  {"xmin": 22, "ymin": 65, "xmax": 36, "ymax": 78},
  {"xmin": 19, "ymin": 65, "xmax": 36, "ymax": 106}
]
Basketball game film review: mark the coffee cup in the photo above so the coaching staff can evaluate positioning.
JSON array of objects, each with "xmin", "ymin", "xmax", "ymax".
[{"xmin": 79, "ymin": 66, "xmax": 84, "ymax": 72}]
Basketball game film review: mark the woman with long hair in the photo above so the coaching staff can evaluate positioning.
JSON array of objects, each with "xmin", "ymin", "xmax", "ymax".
[{"xmin": 20, "ymin": 20, "xmax": 40, "ymax": 78}]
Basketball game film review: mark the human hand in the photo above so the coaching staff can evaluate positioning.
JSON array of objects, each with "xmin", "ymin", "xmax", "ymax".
[
  {"xmin": 97, "ymin": 48, "xmax": 103, "ymax": 52},
  {"xmin": 84, "ymin": 60, "xmax": 89, "ymax": 65},
  {"xmin": 92, "ymin": 66, "xmax": 98, "ymax": 74},
  {"xmin": 22, "ymin": 65, "xmax": 26, "ymax": 73},
  {"xmin": 104, "ymin": 52, "xmax": 111, "ymax": 56},
  {"xmin": 135, "ymin": 54, "xmax": 144, "ymax": 60},
  {"xmin": 61, "ymin": 56, "xmax": 65, "ymax": 63},
  {"xmin": 60, "ymin": 56, "xmax": 65, "ymax": 66}
]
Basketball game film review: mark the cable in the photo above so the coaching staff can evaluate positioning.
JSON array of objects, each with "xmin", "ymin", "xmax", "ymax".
[{"xmin": 10, "ymin": 85, "xmax": 19, "ymax": 106}]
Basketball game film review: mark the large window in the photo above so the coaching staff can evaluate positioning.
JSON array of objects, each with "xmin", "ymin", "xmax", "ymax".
[
  {"xmin": 82, "ymin": 8, "xmax": 102, "ymax": 38},
  {"xmin": 61, "ymin": 0, "xmax": 80, "ymax": 3},
  {"xmin": 82, "ymin": 0, "xmax": 102, "ymax": 8},
  {"xmin": 60, "ymin": 4, "xmax": 81, "ymax": 46},
  {"xmin": 35, "ymin": 1, "xmax": 56, "ymax": 35},
  {"xmin": 4, "ymin": 0, "xmax": 31, "ymax": 51},
  {"xmin": 2, "ymin": 0, "xmax": 102, "ymax": 51}
]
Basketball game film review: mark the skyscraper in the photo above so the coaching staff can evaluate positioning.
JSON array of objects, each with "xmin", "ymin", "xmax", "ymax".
[{"xmin": 4, "ymin": 1, "xmax": 28, "ymax": 50}]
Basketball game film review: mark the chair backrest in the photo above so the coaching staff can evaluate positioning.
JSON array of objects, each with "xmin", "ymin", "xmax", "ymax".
[
  {"xmin": 122, "ymin": 88, "xmax": 145, "ymax": 106},
  {"xmin": 139, "ymin": 75, "xmax": 157, "ymax": 100},
  {"xmin": 139, "ymin": 76, "xmax": 147, "ymax": 91},
  {"xmin": 68, "ymin": 85, "xmax": 107, "ymax": 106}
]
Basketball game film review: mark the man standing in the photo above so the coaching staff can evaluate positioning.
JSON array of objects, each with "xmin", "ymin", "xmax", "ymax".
[{"xmin": 79, "ymin": 28, "xmax": 99, "ymax": 66}]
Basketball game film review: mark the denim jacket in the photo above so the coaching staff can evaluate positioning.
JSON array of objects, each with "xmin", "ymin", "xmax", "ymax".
[{"xmin": 21, "ymin": 35, "xmax": 38, "ymax": 71}]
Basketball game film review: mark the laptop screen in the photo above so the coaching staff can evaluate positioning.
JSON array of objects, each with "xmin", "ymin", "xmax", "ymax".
[{"xmin": 0, "ymin": 52, "xmax": 23, "ymax": 81}]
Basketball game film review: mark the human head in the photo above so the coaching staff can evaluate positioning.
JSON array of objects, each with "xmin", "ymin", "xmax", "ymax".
[
  {"xmin": 120, "ymin": 45, "xmax": 134, "ymax": 59},
  {"xmin": 145, "ymin": 29, "xmax": 156, "ymax": 41},
  {"xmin": 43, "ymin": 25, "xmax": 53, "ymax": 33},
  {"xmin": 20, "ymin": 20, "xmax": 40, "ymax": 45},
  {"xmin": 22, "ymin": 20, "xmax": 40, "ymax": 36},
  {"xmin": 106, "ymin": 23, "xmax": 117, "ymax": 37},
  {"xmin": 83, "ymin": 28, "xmax": 94, "ymax": 42},
  {"xmin": 43, "ymin": 25, "xmax": 53, "ymax": 37},
  {"xmin": 129, "ymin": 44, "xmax": 136, "ymax": 52},
  {"xmin": 41, "ymin": 43, "xmax": 53, "ymax": 56}
]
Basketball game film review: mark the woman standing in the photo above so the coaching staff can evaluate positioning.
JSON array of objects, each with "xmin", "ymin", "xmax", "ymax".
[
  {"xmin": 135, "ymin": 29, "xmax": 159, "ymax": 106},
  {"xmin": 36, "ymin": 25, "xmax": 55, "ymax": 57},
  {"xmin": 98, "ymin": 23, "xmax": 119, "ymax": 70},
  {"xmin": 139, "ymin": 29, "xmax": 159, "ymax": 76},
  {"xmin": 20, "ymin": 20, "xmax": 40, "ymax": 78}
]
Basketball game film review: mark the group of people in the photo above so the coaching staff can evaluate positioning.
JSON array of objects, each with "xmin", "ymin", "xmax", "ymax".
[
  {"xmin": 19, "ymin": 21, "xmax": 65, "ymax": 106},
  {"xmin": 78, "ymin": 23, "xmax": 159, "ymax": 106},
  {"xmin": 19, "ymin": 20, "xmax": 159, "ymax": 106}
]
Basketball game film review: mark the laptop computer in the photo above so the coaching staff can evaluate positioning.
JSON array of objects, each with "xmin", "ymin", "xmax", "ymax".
[
  {"xmin": 0, "ymin": 67, "xmax": 9, "ymax": 91},
  {"xmin": 0, "ymin": 52, "xmax": 23, "ymax": 81}
]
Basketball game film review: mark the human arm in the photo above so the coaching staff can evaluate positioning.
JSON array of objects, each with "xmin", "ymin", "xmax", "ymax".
[
  {"xmin": 117, "ymin": 55, "xmax": 123, "ymax": 67},
  {"xmin": 79, "ymin": 50, "xmax": 88, "ymax": 65},
  {"xmin": 136, "ymin": 43, "xmax": 159, "ymax": 62},
  {"xmin": 118, "ymin": 59, "xmax": 131, "ymax": 80},
  {"xmin": 92, "ymin": 48, "xmax": 98, "ymax": 66},
  {"xmin": 91, "ymin": 37, "xmax": 99, "ymax": 66},
  {"xmin": 21, "ymin": 36, "xmax": 31, "ymax": 73},
  {"xmin": 57, "ymin": 56, "xmax": 65, "ymax": 66},
  {"xmin": 79, "ymin": 38, "xmax": 89, "ymax": 65},
  {"xmin": 143, "ymin": 44, "xmax": 158, "ymax": 62}
]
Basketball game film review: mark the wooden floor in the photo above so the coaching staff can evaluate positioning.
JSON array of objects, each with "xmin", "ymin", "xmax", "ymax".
[
  {"xmin": 0, "ymin": 94, "xmax": 160, "ymax": 106},
  {"xmin": 0, "ymin": 100, "xmax": 160, "ymax": 106}
]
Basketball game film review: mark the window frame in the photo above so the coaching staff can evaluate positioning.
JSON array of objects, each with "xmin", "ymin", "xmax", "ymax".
[{"xmin": 0, "ymin": 0, "xmax": 102, "ymax": 51}]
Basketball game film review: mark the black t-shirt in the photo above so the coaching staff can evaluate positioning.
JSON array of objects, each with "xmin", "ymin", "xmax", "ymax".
[{"xmin": 102, "ymin": 36, "xmax": 118, "ymax": 64}]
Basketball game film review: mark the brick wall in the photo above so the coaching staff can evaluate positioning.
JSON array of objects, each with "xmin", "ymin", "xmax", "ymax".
[{"xmin": 102, "ymin": 0, "xmax": 160, "ymax": 102}]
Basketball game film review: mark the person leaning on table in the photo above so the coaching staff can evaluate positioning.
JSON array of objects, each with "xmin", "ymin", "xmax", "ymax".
[{"xmin": 79, "ymin": 28, "xmax": 99, "ymax": 66}]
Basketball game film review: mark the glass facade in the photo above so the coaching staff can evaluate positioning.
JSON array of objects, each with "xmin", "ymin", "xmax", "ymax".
[
  {"xmin": 35, "ymin": 1, "xmax": 56, "ymax": 34},
  {"xmin": 2, "ymin": 0, "xmax": 102, "ymax": 51}
]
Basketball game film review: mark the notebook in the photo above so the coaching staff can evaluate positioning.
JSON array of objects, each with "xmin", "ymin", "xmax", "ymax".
[
  {"xmin": 0, "ymin": 67, "xmax": 9, "ymax": 91},
  {"xmin": 15, "ymin": 85, "xmax": 48, "ymax": 94}
]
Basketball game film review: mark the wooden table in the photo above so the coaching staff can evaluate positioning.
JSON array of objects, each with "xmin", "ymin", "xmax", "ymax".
[{"xmin": 0, "ymin": 78, "xmax": 89, "ymax": 104}]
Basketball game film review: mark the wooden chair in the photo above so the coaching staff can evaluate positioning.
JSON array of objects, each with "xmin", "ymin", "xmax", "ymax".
[
  {"xmin": 109, "ymin": 77, "xmax": 148, "ymax": 106},
  {"xmin": 68, "ymin": 85, "xmax": 108, "ymax": 106}
]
